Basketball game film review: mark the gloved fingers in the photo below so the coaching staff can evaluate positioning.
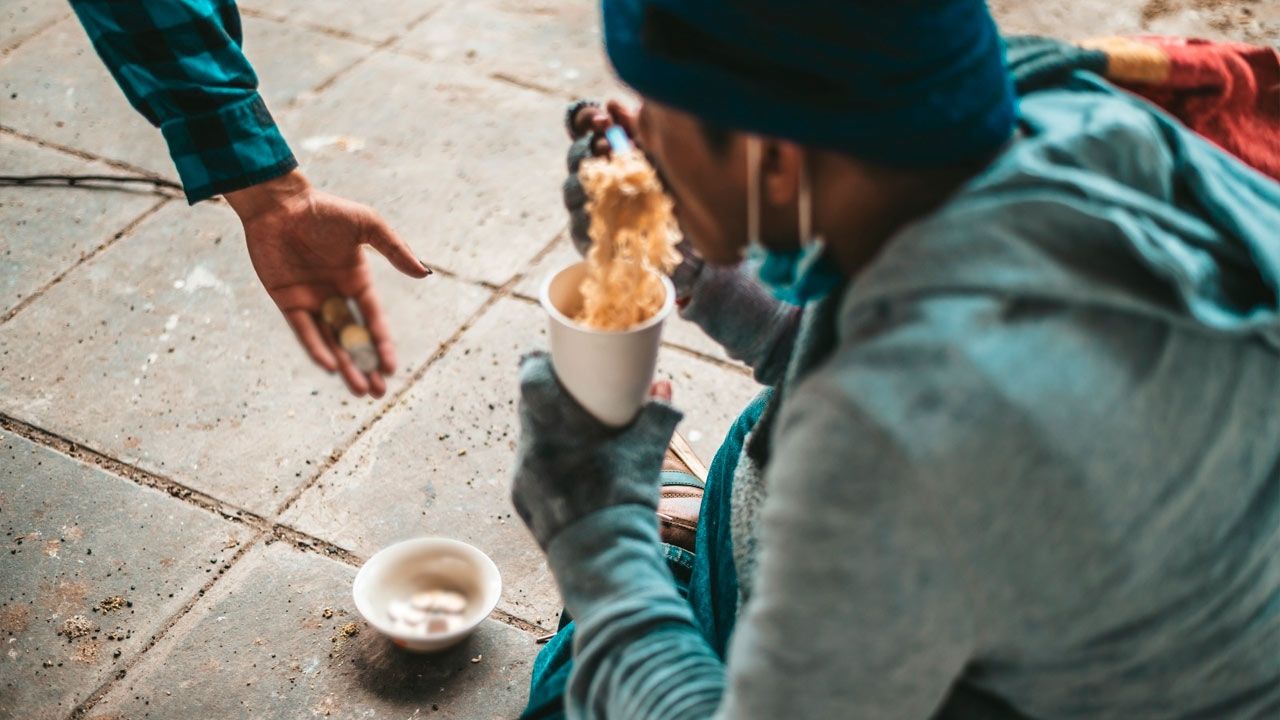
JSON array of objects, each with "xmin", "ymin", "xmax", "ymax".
[
  {"xmin": 563, "ymin": 172, "xmax": 586, "ymax": 212},
  {"xmin": 566, "ymin": 99, "xmax": 603, "ymax": 139},
  {"xmin": 569, "ymin": 209, "xmax": 592, "ymax": 256},
  {"xmin": 567, "ymin": 133, "xmax": 595, "ymax": 174},
  {"xmin": 517, "ymin": 351, "xmax": 558, "ymax": 407},
  {"xmin": 565, "ymin": 118, "xmax": 621, "ymax": 174},
  {"xmin": 517, "ymin": 352, "xmax": 604, "ymax": 437},
  {"xmin": 605, "ymin": 100, "xmax": 640, "ymax": 139},
  {"xmin": 632, "ymin": 398, "xmax": 684, "ymax": 449},
  {"xmin": 517, "ymin": 353, "xmax": 678, "ymax": 444}
]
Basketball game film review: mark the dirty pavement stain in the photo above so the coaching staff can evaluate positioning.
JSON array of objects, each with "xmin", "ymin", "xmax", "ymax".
[
  {"xmin": 74, "ymin": 639, "xmax": 102, "ymax": 664},
  {"xmin": 39, "ymin": 579, "xmax": 89, "ymax": 616},
  {"xmin": 0, "ymin": 603, "xmax": 32, "ymax": 634}
]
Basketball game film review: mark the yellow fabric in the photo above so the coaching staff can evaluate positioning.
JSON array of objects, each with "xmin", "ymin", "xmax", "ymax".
[{"xmin": 1081, "ymin": 36, "xmax": 1172, "ymax": 85}]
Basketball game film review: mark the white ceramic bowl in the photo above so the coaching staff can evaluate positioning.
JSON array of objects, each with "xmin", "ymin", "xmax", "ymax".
[{"xmin": 352, "ymin": 537, "xmax": 502, "ymax": 653}]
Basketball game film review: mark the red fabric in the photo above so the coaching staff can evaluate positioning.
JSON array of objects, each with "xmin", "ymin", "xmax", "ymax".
[{"xmin": 1126, "ymin": 36, "xmax": 1280, "ymax": 182}]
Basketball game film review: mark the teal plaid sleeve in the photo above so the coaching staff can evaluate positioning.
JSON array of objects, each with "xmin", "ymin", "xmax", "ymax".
[{"xmin": 69, "ymin": 0, "xmax": 297, "ymax": 204}]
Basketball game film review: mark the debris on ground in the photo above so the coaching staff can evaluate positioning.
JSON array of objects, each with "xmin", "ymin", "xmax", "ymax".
[
  {"xmin": 98, "ymin": 595, "xmax": 129, "ymax": 613},
  {"xmin": 106, "ymin": 626, "xmax": 132, "ymax": 641},
  {"xmin": 327, "ymin": 621, "xmax": 361, "ymax": 659},
  {"xmin": 74, "ymin": 639, "xmax": 101, "ymax": 664},
  {"xmin": 322, "ymin": 607, "xmax": 334, "ymax": 619},
  {"xmin": 470, "ymin": 654, "xmax": 483, "ymax": 664},
  {"xmin": 57, "ymin": 615, "xmax": 95, "ymax": 641}
]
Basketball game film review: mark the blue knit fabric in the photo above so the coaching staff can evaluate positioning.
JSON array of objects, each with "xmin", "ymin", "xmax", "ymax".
[{"xmin": 601, "ymin": 0, "xmax": 1017, "ymax": 167}]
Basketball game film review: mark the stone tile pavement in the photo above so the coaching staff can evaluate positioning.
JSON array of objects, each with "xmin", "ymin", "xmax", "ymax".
[{"xmin": 0, "ymin": 1, "xmax": 1272, "ymax": 718}]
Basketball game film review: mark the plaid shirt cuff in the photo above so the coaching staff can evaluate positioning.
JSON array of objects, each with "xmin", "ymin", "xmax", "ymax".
[{"xmin": 160, "ymin": 93, "xmax": 298, "ymax": 204}]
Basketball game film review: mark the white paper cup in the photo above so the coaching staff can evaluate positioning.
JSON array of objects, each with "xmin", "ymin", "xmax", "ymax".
[
  {"xmin": 540, "ymin": 261, "xmax": 675, "ymax": 427},
  {"xmin": 352, "ymin": 537, "xmax": 501, "ymax": 653}
]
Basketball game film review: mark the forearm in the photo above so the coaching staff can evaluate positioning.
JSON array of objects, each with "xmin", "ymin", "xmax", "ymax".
[
  {"xmin": 548, "ymin": 506, "xmax": 726, "ymax": 719},
  {"xmin": 69, "ymin": 0, "xmax": 296, "ymax": 202},
  {"xmin": 680, "ymin": 264, "xmax": 801, "ymax": 386}
]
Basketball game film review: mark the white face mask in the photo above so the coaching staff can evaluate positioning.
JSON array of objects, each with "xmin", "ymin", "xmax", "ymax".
[{"xmin": 745, "ymin": 137, "xmax": 842, "ymax": 304}]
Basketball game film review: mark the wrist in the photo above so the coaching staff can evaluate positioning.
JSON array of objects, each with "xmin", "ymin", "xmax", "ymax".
[
  {"xmin": 669, "ymin": 238, "xmax": 705, "ymax": 302},
  {"xmin": 224, "ymin": 169, "xmax": 312, "ymax": 221},
  {"xmin": 546, "ymin": 505, "xmax": 667, "ymax": 615}
]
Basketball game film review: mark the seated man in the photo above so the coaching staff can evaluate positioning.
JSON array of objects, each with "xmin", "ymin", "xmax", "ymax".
[{"xmin": 510, "ymin": 1, "xmax": 1280, "ymax": 718}]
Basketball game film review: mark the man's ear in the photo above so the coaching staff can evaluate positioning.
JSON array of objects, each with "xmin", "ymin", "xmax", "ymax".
[{"xmin": 762, "ymin": 140, "xmax": 802, "ymax": 208}]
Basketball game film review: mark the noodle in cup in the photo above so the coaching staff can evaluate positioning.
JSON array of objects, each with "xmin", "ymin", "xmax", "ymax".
[{"xmin": 540, "ymin": 261, "xmax": 675, "ymax": 427}]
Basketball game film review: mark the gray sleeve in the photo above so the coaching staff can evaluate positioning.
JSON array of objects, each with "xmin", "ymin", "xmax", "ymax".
[
  {"xmin": 717, "ymin": 371, "xmax": 977, "ymax": 718},
  {"xmin": 680, "ymin": 263, "xmax": 801, "ymax": 386},
  {"xmin": 548, "ymin": 339, "xmax": 981, "ymax": 720}
]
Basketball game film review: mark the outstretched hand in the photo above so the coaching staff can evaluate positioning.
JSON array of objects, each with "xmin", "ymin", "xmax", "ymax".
[{"xmin": 225, "ymin": 170, "xmax": 431, "ymax": 398}]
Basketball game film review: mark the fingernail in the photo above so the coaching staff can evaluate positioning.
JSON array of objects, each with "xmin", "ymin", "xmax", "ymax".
[{"xmin": 418, "ymin": 258, "xmax": 434, "ymax": 276}]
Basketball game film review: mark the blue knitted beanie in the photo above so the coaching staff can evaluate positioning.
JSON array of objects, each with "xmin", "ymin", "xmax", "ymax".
[{"xmin": 602, "ymin": 0, "xmax": 1017, "ymax": 166}]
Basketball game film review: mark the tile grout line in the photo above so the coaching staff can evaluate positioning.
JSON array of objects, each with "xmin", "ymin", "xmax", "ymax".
[
  {"xmin": 266, "ymin": 290, "xmax": 503, "ymax": 520},
  {"xmin": 0, "ymin": 414, "xmax": 271, "ymax": 530},
  {"xmin": 401, "ymin": 5, "xmax": 447, "ymax": 34},
  {"xmin": 0, "ymin": 11, "xmax": 72, "ymax": 59},
  {"xmin": 256, "ymin": 3, "xmax": 446, "ymax": 112},
  {"xmin": 237, "ymin": 7, "xmax": 384, "ymax": 48},
  {"xmin": 241, "ymin": 1, "xmax": 444, "ymax": 50},
  {"xmin": 0, "ymin": 415, "xmax": 364, "ymax": 572},
  {"xmin": 1, "ymin": 411, "xmax": 550, "ymax": 636},
  {"xmin": 385, "ymin": 44, "xmax": 575, "ymax": 101},
  {"xmin": 488, "ymin": 71, "xmax": 573, "ymax": 100},
  {"xmin": 266, "ymin": 226, "xmax": 568, "ymax": 522},
  {"xmin": 0, "ymin": 126, "xmax": 175, "ymax": 181},
  {"xmin": 661, "ymin": 341, "xmax": 751, "ymax": 377},
  {"xmin": 3, "ymin": 1, "xmax": 442, "ymax": 184},
  {"xmin": 65, "ymin": 525, "xmax": 269, "ymax": 720},
  {"xmin": 0, "ymin": 198, "xmax": 172, "ymax": 326}
]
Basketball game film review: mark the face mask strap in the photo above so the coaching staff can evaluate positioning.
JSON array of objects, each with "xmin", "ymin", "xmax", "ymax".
[
  {"xmin": 750, "ymin": 139, "xmax": 817, "ymax": 251},
  {"xmin": 797, "ymin": 150, "xmax": 813, "ymax": 249},
  {"xmin": 746, "ymin": 136, "xmax": 761, "ymax": 249}
]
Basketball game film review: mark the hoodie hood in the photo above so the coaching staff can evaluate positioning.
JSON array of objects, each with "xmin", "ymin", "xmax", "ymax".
[{"xmin": 846, "ymin": 72, "xmax": 1280, "ymax": 349}]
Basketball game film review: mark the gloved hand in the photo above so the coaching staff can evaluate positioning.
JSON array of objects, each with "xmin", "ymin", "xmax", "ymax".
[
  {"xmin": 562, "ymin": 100, "xmax": 705, "ymax": 297},
  {"xmin": 511, "ymin": 352, "xmax": 683, "ymax": 550},
  {"xmin": 562, "ymin": 100, "xmax": 599, "ymax": 256}
]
